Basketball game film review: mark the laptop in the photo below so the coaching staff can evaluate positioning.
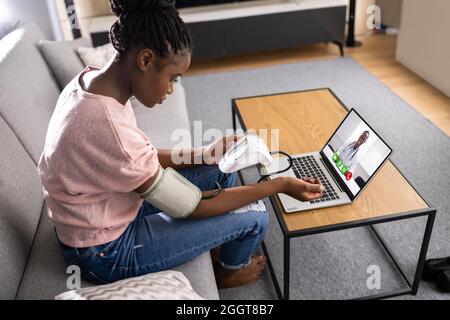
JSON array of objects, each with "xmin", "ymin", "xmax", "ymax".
[{"xmin": 262, "ymin": 109, "xmax": 392, "ymax": 213}]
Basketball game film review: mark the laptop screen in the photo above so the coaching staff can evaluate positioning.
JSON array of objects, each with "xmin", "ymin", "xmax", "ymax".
[{"xmin": 322, "ymin": 109, "xmax": 392, "ymax": 198}]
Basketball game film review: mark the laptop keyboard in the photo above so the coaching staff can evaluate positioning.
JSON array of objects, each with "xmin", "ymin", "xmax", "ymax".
[{"xmin": 291, "ymin": 156, "xmax": 340, "ymax": 204}]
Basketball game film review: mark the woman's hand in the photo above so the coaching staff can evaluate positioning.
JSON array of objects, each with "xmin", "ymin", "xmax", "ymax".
[
  {"xmin": 280, "ymin": 177, "xmax": 325, "ymax": 202},
  {"xmin": 202, "ymin": 134, "xmax": 243, "ymax": 165}
]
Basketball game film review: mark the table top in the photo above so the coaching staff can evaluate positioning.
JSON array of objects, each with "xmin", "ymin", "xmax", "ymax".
[{"xmin": 233, "ymin": 88, "xmax": 430, "ymax": 233}]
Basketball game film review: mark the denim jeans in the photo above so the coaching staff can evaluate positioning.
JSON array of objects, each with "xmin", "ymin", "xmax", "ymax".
[{"xmin": 58, "ymin": 165, "xmax": 269, "ymax": 285}]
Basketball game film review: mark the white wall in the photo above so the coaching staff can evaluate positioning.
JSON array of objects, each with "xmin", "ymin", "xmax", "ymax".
[
  {"xmin": 0, "ymin": 0, "xmax": 59, "ymax": 40},
  {"xmin": 396, "ymin": 0, "xmax": 450, "ymax": 97},
  {"xmin": 354, "ymin": 0, "xmax": 375, "ymax": 36},
  {"xmin": 376, "ymin": 0, "xmax": 402, "ymax": 28},
  {"xmin": 352, "ymin": 0, "xmax": 401, "ymax": 36}
]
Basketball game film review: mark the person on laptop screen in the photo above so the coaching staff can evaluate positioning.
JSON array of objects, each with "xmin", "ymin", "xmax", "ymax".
[{"xmin": 336, "ymin": 130, "xmax": 370, "ymax": 171}]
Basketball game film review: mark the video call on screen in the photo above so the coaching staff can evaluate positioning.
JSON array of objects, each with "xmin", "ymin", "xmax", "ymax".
[{"xmin": 323, "ymin": 111, "xmax": 391, "ymax": 196}]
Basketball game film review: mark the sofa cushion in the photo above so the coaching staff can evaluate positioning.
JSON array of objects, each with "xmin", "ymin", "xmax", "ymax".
[
  {"xmin": 77, "ymin": 43, "xmax": 116, "ymax": 69},
  {"xmin": 39, "ymin": 37, "xmax": 92, "ymax": 90},
  {"xmin": 55, "ymin": 270, "xmax": 205, "ymax": 300},
  {"xmin": 0, "ymin": 117, "xmax": 44, "ymax": 299},
  {"xmin": 0, "ymin": 22, "xmax": 60, "ymax": 164},
  {"xmin": 172, "ymin": 249, "xmax": 219, "ymax": 300},
  {"xmin": 16, "ymin": 208, "xmax": 219, "ymax": 300},
  {"xmin": 15, "ymin": 205, "xmax": 90, "ymax": 300}
]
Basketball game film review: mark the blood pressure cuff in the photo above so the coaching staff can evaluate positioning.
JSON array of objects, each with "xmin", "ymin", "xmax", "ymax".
[{"xmin": 139, "ymin": 166, "xmax": 202, "ymax": 219}]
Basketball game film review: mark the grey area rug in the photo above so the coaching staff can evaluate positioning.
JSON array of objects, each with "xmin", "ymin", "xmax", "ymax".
[{"xmin": 182, "ymin": 57, "xmax": 450, "ymax": 300}]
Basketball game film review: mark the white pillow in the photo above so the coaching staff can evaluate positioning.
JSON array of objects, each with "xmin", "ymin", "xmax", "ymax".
[
  {"xmin": 77, "ymin": 43, "xmax": 116, "ymax": 68},
  {"xmin": 55, "ymin": 270, "xmax": 205, "ymax": 300}
]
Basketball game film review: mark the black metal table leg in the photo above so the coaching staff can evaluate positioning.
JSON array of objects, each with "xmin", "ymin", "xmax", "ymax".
[
  {"xmin": 412, "ymin": 210, "xmax": 436, "ymax": 294},
  {"xmin": 284, "ymin": 236, "xmax": 291, "ymax": 300},
  {"xmin": 369, "ymin": 225, "xmax": 412, "ymax": 288},
  {"xmin": 261, "ymin": 241, "xmax": 283, "ymax": 300},
  {"xmin": 232, "ymin": 105, "xmax": 237, "ymax": 132}
]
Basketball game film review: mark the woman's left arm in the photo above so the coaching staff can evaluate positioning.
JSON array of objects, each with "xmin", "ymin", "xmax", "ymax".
[{"xmin": 157, "ymin": 134, "xmax": 241, "ymax": 169}]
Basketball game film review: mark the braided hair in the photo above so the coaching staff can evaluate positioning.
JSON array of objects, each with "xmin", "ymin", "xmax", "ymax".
[{"xmin": 109, "ymin": 0, "xmax": 192, "ymax": 60}]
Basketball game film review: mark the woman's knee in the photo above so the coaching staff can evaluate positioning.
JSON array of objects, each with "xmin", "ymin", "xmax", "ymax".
[
  {"xmin": 256, "ymin": 210, "xmax": 269, "ymax": 233},
  {"xmin": 241, "ymin": 210, "xmax": 269, "ymax": 236}
]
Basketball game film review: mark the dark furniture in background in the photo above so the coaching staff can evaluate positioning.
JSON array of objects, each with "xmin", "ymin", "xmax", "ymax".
[
  {"xmin": 187, "ymin": 5, "xmax": 346, "ymax": 59},
  {"xmin": 175, "ymin": 0, "xmax": 258, "ymax": 9},
  {"xmin": 65, "ymin": 1, "xmax": 347, "ymax": 59}
]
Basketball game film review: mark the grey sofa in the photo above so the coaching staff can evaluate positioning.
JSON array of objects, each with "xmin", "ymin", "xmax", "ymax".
[{"xmin": 0, "ymin": 22, "xmax": 219, "ymax": 300}]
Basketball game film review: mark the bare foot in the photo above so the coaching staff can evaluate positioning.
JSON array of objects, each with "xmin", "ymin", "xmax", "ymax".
[{"xmin": 214, "ymin": 256, "xmax": 267, "ymax": 289}]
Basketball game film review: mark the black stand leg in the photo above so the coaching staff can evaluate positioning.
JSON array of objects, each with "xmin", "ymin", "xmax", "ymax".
[{"xmin": 346, "ymin": 0, "xmax": 362, "ymax": 47}]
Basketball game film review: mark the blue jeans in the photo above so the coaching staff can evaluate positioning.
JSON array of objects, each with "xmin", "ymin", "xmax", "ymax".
[{"xmin": 58, "ymin": 165, "xmax": 269, "ymax": 285}]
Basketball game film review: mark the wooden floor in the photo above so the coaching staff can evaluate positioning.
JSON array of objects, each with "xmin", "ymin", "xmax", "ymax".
[{"xmin": 186, "ymin": 34, "xmax": 450, "ymax": 136}]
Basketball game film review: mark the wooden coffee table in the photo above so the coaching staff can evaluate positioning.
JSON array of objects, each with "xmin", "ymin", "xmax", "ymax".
[{"xmin": 232, "ymin": 88, "xmax": 436, "ymax": 300}]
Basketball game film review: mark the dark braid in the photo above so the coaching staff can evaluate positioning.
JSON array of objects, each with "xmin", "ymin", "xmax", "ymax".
[{"xmin": 109, "ymin": 0, "xmax": 192, "ymax": 59}]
